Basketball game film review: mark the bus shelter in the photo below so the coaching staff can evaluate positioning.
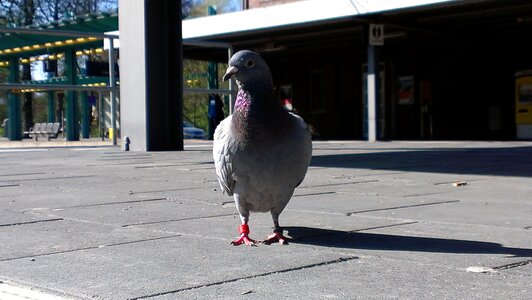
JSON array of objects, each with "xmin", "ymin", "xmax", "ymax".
[{"xmin": 0, "ymin": 13, "xmax": 119, "ymax": 144}]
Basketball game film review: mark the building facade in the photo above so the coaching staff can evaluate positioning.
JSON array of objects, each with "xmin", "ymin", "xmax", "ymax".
[{"xmin": 184, "ymin": 0, "xmax": 532, "ymax": 141}]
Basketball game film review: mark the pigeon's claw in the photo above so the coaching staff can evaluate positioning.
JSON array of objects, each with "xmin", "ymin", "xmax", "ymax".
[
  {"xmin": 230, "ymin": 233, "xmax": 258, "ymax": 246},
  {"xmin": 262, "ymin": 231, "xmax": 291, "ymax": 245},
  {"xmin": 230, "ymin": 224, "xmax": 257, "ymax": 246}
]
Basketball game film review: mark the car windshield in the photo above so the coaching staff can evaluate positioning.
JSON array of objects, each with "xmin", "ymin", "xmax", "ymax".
[{"xmin": 183, "ymin": 121, "xmax": 193, "ymax": 128}]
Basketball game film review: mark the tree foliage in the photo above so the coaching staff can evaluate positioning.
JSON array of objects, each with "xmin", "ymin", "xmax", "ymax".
[{"xmin": 0, "ymin": 0, "xmax": 118, "ymax": 26}]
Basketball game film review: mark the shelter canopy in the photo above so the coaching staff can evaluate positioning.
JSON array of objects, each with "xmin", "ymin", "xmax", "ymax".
[{"xmin": 0, "ymin": 13, "xmax": 118, "ymax": 60}]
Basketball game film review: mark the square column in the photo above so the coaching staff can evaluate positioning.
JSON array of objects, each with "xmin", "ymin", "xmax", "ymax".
[{"xmin": 119, "ymin": 0, "xmax": 183, "ymax": 151}]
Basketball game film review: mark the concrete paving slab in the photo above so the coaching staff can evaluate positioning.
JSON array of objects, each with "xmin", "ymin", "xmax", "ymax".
[
  {"xmin": 0, "ymin": 218, "xmax": 173, "ymax": 261},
  {"xmin": 0, "ymin": 209, "xmax": 62, "ymax": 227},
  {"xmin": 0, "ymin": 234, "xmax": 357, "ymax": 300},
  {"xmin": 34, "ymin": 197, "xmax": 231, "ymax": 227},
  {"xmin": 0, "ymin": 141, "xmax": 530, "ymax": 299},
  {"xmin": 360, "ymin": 198, "xmax": 532, "ymax": 229},
  {"xmin": 166, "ymin": 255, "xmax": 531, "ymax": 300}
]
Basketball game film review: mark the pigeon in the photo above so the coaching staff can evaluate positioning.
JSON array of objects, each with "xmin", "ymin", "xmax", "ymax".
[{"xmin": 213, "ymin": 50, "xmax": 312, "ymax": 246}]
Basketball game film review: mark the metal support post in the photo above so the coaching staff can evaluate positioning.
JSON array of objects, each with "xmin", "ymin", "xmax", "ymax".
[
  {"xmin": 81, "ymin": 91, "xmax": 90, "ymax": 138},
  {"xmin": 7, "ymin": 58, "xmax": 21, "ymax": 140},
  {"xmin": 47, "ymin": 91, "xmax": 56, "ymax": 123},
  {"xmin": 366, "ymin": 44, "xmax": 380, "ymax": 142},
  {"xmin": 98, "ymin": 92, "xmax": 104, "ymax": 141},
  {"xmin": 107, "ymin": 38, "xmax": 117, "ymax": 146},
  {"xmin": 65, "ymin": 48, "xmax": 79, "ymax": 141}
]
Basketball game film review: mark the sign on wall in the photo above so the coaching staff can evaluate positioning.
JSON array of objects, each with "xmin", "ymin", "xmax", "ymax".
[
  {"xmin": 398, "ymin": 76, "xmax": 415, "ymax": 105},
  {"xmin": 369, "ymin": 24, "xmax": 384, "ymax": 46}
]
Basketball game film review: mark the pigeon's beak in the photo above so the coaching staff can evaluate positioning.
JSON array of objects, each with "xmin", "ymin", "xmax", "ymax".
[{"xmin": 223, "ymin": 66, "xmax": 238, "ymax": 81}]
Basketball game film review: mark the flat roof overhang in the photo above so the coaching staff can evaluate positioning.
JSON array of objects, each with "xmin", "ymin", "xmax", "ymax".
[{"xmin": 181, "ymin": 0, "xmax": 532, "ymax": 61}]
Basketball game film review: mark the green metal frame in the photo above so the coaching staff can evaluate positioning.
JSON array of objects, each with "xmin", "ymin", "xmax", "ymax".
[
  {"xmin": 7, "ymin": 58, "xmax": 21, "ymax": 140},
  {"xmin": 47, "ymin": 91, "xmax": 55, "ymax": 123},
  {"xmin": 64, "ymin": 48, "xmax": 79, "ymax": 141}
]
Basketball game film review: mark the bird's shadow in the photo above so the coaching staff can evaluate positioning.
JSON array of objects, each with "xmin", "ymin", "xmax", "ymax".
[{"xmin": 284, "ymin": 226, "xmax": 532, "ymax": 257}]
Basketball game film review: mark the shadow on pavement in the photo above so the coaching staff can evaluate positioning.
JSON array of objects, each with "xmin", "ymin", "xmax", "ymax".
[
  {"xmin": 310, "ymin": 146, "xmax": 532, "ymax": 177},
  {"xmin": 285, "ymin": 226, "xmax": 532, "ymax": 257}
]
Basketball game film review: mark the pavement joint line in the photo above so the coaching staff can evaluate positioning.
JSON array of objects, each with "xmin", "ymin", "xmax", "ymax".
[
  {"xmin": 50, "ymin": 197, "xmax": 170, "ymax": 209},
  {"xmin": 0, "ymin": 184, "xmax": 19, "ymax": 188},
  {"xmin": 96, "ymin": 156, "xmax": 154, "ymax": 161},
  {"xmin": 134, "ymin": 162, "xmax": 214, "ymax": 169},
  {"xmin": 155, "ymin": 166, "xmax": 214, "ymax": 171},
  {"xmin": 402, "ymin": 191, "xmax": 456, "ymax": 198},
  {"xmin": 293, "ymin": 191, "xmax": 336, "ymax": 197},
  {"xmin": 433, "ymin": 179, "xmax": 488, "ymax": 185},
  {"xmin": 0, "ymin": 175, "xmax": 96, "ymax": 183},
  {"xmin": 345, "ymin": 200, "xmax": 460, "ymax": 216},
  {"xmin": 127, "ymin": 256, "xmax": 359, "ymax": 300},
  {"xmin": 86, "ymin": 161, "xmax": 155, "ymax": 167},
  {"xmin": 0, "ymin": 218, "xmax": 64, "ymax": 228},
  {"xmin": 493, "ymin": 259, "xmax": 532, "ymax": 271},
  {"xmin": 285, "ymin": 208, "xmax": 346, "ymax": 216},
  {"xmin": 349, "ymin": 221, "xmax": 419, "ymax": 233},
  {"xmin": 0, "ymin": 234, "xmax": 182, "ymax": 262},
  {"xmin": 128, "ymin": 186, "xmax": 205, "ymax": 195},
  {"xmin": 0, "ymin": 172, "xmax": 47, "ymax": 177},
  {"xmin": 300, "ymin": 179, "xmax": 379, "ymax": 189},
  {"xmin": 121, "ymin": 213, "xmax": 238, "ymax": 227}
]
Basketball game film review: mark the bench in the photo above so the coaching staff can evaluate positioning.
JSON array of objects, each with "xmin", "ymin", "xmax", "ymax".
[{"xmin": 25, "ymin": 122, "xmax": 61, "ymax": 141}]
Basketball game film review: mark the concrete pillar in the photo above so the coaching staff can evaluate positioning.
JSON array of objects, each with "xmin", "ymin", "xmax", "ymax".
[{"xmin": 119, "ymin": 0, "xmax": 183, "ymax": 151}]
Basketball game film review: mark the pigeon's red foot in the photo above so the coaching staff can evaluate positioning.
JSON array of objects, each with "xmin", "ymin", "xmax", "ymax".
[
  {"xmin": 262, "ymin": 231, "xmax": 290, "ymax": 245},
  {"xmin": 230, "ymin": 224, "xmax": 257, "ymax": 246},
  {"xmin": 230, "ymin": 234, "xmax": 258, "ymax": 246}
]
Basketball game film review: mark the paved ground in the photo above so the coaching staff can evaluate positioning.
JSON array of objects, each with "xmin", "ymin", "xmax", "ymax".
[{"xmin": 0, "ymin": 140, "xmax": 531, "ymax": 299}]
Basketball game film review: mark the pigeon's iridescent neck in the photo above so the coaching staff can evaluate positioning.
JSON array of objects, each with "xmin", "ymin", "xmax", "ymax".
[{"xmin": 234, "ymin": 89, "xmax": 251, "ymax": 114}]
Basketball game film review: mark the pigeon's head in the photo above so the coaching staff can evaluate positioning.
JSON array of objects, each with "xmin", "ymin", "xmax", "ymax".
[{"xmin": 223, "ymin": 50, "xmax": 272, "ymax": 87}]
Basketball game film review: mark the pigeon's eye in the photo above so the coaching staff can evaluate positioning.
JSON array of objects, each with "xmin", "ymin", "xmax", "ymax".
[{"xmin": 245, "ymin": 59, "xmax": 255, "ymax": 68}]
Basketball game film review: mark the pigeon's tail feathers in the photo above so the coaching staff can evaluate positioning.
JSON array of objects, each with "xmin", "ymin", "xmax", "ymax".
[{"xmin": 213, "ymin": 116, "xmax": 236, "ymax": 196}]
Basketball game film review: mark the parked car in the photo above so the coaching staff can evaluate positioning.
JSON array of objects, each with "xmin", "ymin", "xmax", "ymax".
[{"xmin": 183, "ymin": 121, "xmax": 206, "ymax": 139}]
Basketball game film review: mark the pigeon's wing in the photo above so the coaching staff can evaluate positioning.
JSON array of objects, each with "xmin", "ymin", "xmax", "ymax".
[
  {"xmin": 290, "ymin": 113, "xmax": 312, "ymax": 186},
  {"xmin": 213, "ymin": 115, "xmax": 236, "ymax": 196},
  {"xmin": 287, "ymin": 112, "xmax": 313, "ymax": 188}
]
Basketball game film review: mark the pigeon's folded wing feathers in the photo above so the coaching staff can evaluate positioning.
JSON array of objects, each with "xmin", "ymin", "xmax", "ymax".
[{"xmin": 213, "ymin": 116, "xmax": 236, "ymax": 196}]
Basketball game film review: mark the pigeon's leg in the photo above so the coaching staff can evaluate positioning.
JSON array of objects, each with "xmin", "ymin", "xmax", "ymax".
[
  {"xmin": 230, "ymin": 214, "xmax": 258, "ymax": 246},
  {"xmin": 263, "ymin": 213, "xmax": 291, "ymax": 245}
]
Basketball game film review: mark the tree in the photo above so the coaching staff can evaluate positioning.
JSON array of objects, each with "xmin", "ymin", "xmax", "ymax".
[{"xmin": 0, "ymin": 0, "xmax": 118, "ymax": 26}]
